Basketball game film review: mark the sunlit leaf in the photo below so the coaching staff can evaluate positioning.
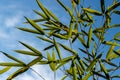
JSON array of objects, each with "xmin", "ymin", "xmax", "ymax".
[
  {"xmin": 103, "ymin": 41, "xmax": 120, "ymax": 46},
  {"xmin": 37, "ymin": 36, "xmax": 53, "ymax": 43},
  {"xmin": 7, "ymin": 67, "xmax": 29, "ymax": 80},
  {"xmin": 99, "ymin": 60, "xmax": 110, "ymax": 79},
  {"xmin": 82, "ymin": 8, "xmax": 102, "ymax": 16},
  {"xmin": 53, "ymin": 38, "xmax": 62, "ymax": 60},
  {"xmin": 19, "ymin": 41, "xmax": 42, "ymax": 56},
  {"xmin": 87, "ymin": 26, "xmax": 92, "ymax": 48},
  {"xmin": 36, "ymin": 0, "xmax": 50, "ymax": 18},
  {"xmin": 106, "ymin": 2, "xmax": 120, "ymax": 13},
  {"xmin": 0, "ymin": 62, "xmax": 24, "ymax": 67},
  {"xmin": 61, "ymin": 75, "xmax": 67, "ymax": 80},
  {"xmin": 17, "ymin": 27, "xmax": 41, "ymax": 34},
  {"xmin": 106, "ymin": 45, "xmax": 115, "ymax": 60},
  {"xmin": 25, "ymin": 17, "xmax": 45, "ymax": 35},
  {"xmin": 72, "ymin": 60, "xmax": 78, "ymax": 80},
  {"xmin": 1, "ymin": 51, "xmax": 25, "ymax": 65},
  {"xmin": 14, "ymin": 50, "xmax": 39, "ymax": 56},
  {"xmin": 0, "ymin": 66, "xmax": 11, "ymax": 74},
  {"xmin": 113, "ymin": 10, "xmax": 120, "ymax": 15},
  {"xmin": 82, "ymin": 71, "xmax": 93, "ymax": 80}
]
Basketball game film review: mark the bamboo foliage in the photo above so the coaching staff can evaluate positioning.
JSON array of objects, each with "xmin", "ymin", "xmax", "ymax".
[{"xmin": 0, "ymin": 0, "xmax": 120, "ymax": 80}]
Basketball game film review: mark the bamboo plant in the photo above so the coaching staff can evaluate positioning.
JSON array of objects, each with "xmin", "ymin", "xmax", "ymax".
[{"xmin": 0, "ymin": 0, "xmax": 120, "ymax": 80}]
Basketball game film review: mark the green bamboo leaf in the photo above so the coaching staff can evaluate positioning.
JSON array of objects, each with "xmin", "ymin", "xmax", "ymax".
[
  {"xmin": 36, "ymin": 0, "xmax": 50, "ymax": 18},
  {"xmin": 113, "ymin": 10, "xmax": 120, "ymax": 15},
  {"xmin": 33, "ymin": 10, "xmax": 48, "ymax": 19},
  {"xmin": 14, "ymin": 50, "xmax": 39, "ymax": 56},
  {"xmin": 103, "ymin": 41, "xmax": 120, "ymax": 46},
  {"xmin": 37, "ymin": 36, "xmax": 53, "ymax": 43},
  {"xmin": 1, "ymin": 51, "xmax": 25, "ymax": 65},
  {"xmin": 27, "ymin": 56, "xmax": 43, "ymax": 67},
  {"xmin": 0, "ymin": 62, "xmax": 24, "ymax": 67},
  {"xmin": 82, "ymin": 71, "xmax": 93, "ymax": 80},
  {"xmin": 24, "ymin": 18, "xmax": 46, "ymax": 23},
  {"xmin": 7, "ymin": 67, "xmax": 29, "ymax": 80},
  {"xmin": 102, "ymin": 59, "xmax": 118, "ymax": 67},
  {"xmin": 17, "ymin": 27, "xmax": 41, "ymax": 34},
  {"xmin": 56, "ymin": 56, "xmax": 74, "ymax": 70},
  {"xmin": 100, "ymin": 0, "xmax": 105, "ymax": 13},
  {"xmin": 25, "ymin": 17, "xmax": 45, "ymax": 35},
  {"xmin": 71, "ymin": 0, "xmax": 76, "ymax": 9},
  {"xmin": 82, "ymin": 8, "xmax": 102, "ymax": 16},
  {"xmin": 87, "ymin": 26, "xmax": 92, "ymax": 48},
  {"xmin": 44, "ymin": 8, "xmax": 60, "ymax": 22},
  {"xmin": 42, "ymin": 24, "xmax": 59, "ymax": 29},
  {"xmin": 0, "ymin": 66, "xmax": 11, "ymax": 74},
  {"xmin": 79, "ymin": 59, "xmax": 85, "ymax": 71},
  {"xmin": 107, "ymin": 49, "xmax": 120, "ymax": 60},
  {"xmin": 72, "ymin": 60, "xmax": 78, "ymax": 80},
  {"xmin": 86, "ymin": 54, "xmax": 102, "ymax": 72},
  {"xmin": 43, "ymin": 44, "xmax": 54, "ymax": 51},
  {"xmin": 68, "ymin": 22, "xmax": 74, "ymax": 38},
  {"xmin": 53, "ymin": 38, "xmax": 62, "ymax": 60},
  {"xmin": 114, "ymin": 32, "xmax": 120, "ymax": 38},
  {"xmin": 99, "ymin": 60, "xmax": 110, "ymax": 79},
  {"xmin": 114, "ymin": 38, "xmax": 120, "ymax": 42},
  {"xmin": 113, "ymin": 50, "xmax": 120, "ymax": 56},
  {"xmin": 61, "ymin": 75, "xmax": 67, "ymax": 80},
  {"xmin": 74, "ymin": 0, "xmax": 80, "ymax": 4},
  {"xmin": 106, "ymin": 2, "xmax": 120, "ymax": 13},
  {"xmin": 19, "ymin": 41, "xmax": 42, "ymax": 56},
  {"xmin": 76, "ymin": 63, "xmax": 84, "ymax": 76},
  {"xmin": 110, "ymin": 24, "xmax": 120, "ymax": 28},
  {"xmin": 60, "ymin": 43, "xmax": 77, "ymax": 55},
  {"xmin": 78, "ymin": 36, "xmax": 87, "ymax": 47},
  {"xmin": 53, "ymin": 33, "xmax": 68, "ymax": 40},
  {"xmin": 106, "ymin": 45, "xmax": 115, "ymax": 60}
]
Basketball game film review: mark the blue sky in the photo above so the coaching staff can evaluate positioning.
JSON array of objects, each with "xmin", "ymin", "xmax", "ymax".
[{"xmin": 0, "ymin": 0, "xmax": 120, "ymax": 80}]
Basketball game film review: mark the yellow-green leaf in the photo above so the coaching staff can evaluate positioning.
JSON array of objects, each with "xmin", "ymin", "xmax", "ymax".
[
  {"xmin": 99, "ymin": 60, "xmax": 110, "ymax": 79},
  {"xmin": 68, "ymin": 22, "xmax": 74, "ymax": 38},
  {"xmin": 19, "ymin": 41, "xmax": 42, "ymax": 56},
  {"xmin": 106, "ymin": 46, "xmax": 115, "ymax": 60},
  {"xmin": 0, "ymin": 66, "xmax": 11, "ymax": 74},
  {"xmin": 60, "ymin": 43, "xmax": 77, "ymax": 55},
  {"xmin": 72, "ymin": 60, "xmax": 78, "ymax": 80},
  {"xmin": 61, "ymin": 75, "xmax": 67, "ymax": 80},
  {"xmin": 27, "ymin": 56, "xmax": 43, "ymax": 67},
  {"xmin": 36, "ymin": 0, "xmax": 50, "ymax": 18},
  {"xmin": 78, "ymin": 36, "xmax": 87, "ymax": 47},
  {"xmin": 53, "ymin": 38, "xmax": 62, "ymax": 60},
  {"xmin": 14, "ymin": 50, "xmax": 39, "ymax": 56},
  {"xmin": 103, "ymin": 41, "xmax": 120, "ymax": 46},
  {"xmin": 106, "ymin": 2, "xmax": 120, "ymax": 12},
  {"xmin": 82, "ymin": 8, "xmax": 102, "ymax": 16},
  {"xmin": 37, "ymin": 36, "xmax": 53, "ymax": 43},
  {"xmin": 0, "ymin": 62, "xmax": 24, "ymax": 67},
  {"xmin": 7, "ymin": 67, "xmax": 29, "ymax": 80},
  {"xmin": 1, "ymin": 52, "xmax": 25, "ymax": 65},
  {"xmin": 18, "ymin": 27, "xmax": 41, "ymax": 34},
  {"xmin": 25, "ymin": 17, "xmax": 45, "ymax": 35},
  {"xmin": 87, "ymin": 26, "xmax": 92, "ymax": 48},
  {"xmin": 82, "ymin": 71, "xmax": 93, "ymax": 80}
]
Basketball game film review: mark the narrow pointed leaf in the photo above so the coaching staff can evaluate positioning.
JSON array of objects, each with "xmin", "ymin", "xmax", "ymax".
[
  {"xmin": 19, "ymin": 41, "xmax": 42, "ymax": 56},
  {"xmin": 37, "ymin": 36, "xmax": 53, "ymax": 43},
  {"xmin": 18, "ymin": 27, "xmax": 41, "ymax": 34},
  {"xmin": 24, "ymin": 18, "xmax": 46, "ymax": 23},
  {"xmin": 53, "ymin": 38, "xmax": 62, "ymax": 60},
  {"xmin": 0, "ymin": 62, "xmax": 24, "ymax": 67},
  {"xmin": 1, "ymin": 52, "xmax": 25, "ymax": 65},
  {"xmin": 45, "ymin": 8, "xmax": 60, "ymax": 22},
  {"xmin": 33, "ymin": 10, "xmax": 48, "ymax": 19},
  {"xmin": 106, "ymin": 46, "xmax": 115, "ymax": 60},
  {"xmin": 82, "ymin": 71, "xmax": 93, "ymax": 80},
  {"xmin": 87, "ymin": 26, "xmax": 92, "ymax": 48},
  {"xmin": 72, "ymin": 60, "xmax": 78, "ymax": 80},
  {"xmin": 7, "ymin": 67, "xmax": 29, "ymax": 80},
  {"xmin": 61, "ymin": 75, "xmax": 67, "ymax": 80},
  {"xmin": 53, "ymin": 33, "xmax": 68, "ymax": 40},
  {"xmin": 36, "ymin": 0, "xmax": 50, "ymax": 18},
  {"xmin": 100, "ymin": 60, "xmax": 110, "ymax": 79},
  {"xmin": 27, "ymin": 56, "xmax": 42, "ymax": 67},
  {"xmin": 103, "ymin": 41, "xmax": 120, "ymax": 46},
  {"xmin": 106, "ymin": 2, "xmax": 120, "ymax": 12},
  {"xmin": 82, "ymin": 8, "xmax": 102, "ymax": 16},
  {"xmin": 25, "ymin": 17, "xmax": 45, "ymax": 35},
  {"xmin": 68, "ymin": 22, "xmax": 74, "ymax": 38},
  {"xmin": 0, "ymin": 66, "xmax": 11, "ymax": 74},
  {"xmin": 113, "ymin": 10, "xmax": 120, "ymax": 15},
  {"xmin": 43, "ymin": 44, "xmax": 54, "ymax": 51},
  {"xmin": 14, "ymin": 50, "xmax": 39, "ymax": 56},
  {"xmin": 60, "ymin": 43, "xmax": 77, "ymax": 55},
  {"xmin": 100, "ymin": 0, "xmax": 105, "ymax": 13},
  {"xmin": 78, "ymin": 36, "xmax": 87, "ymax": 47}
]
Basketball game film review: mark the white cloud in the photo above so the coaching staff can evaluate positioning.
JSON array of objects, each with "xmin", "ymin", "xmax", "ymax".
[{"xmin": 4, "ymin": 15, "xmax": 22, "ymax": 27}]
